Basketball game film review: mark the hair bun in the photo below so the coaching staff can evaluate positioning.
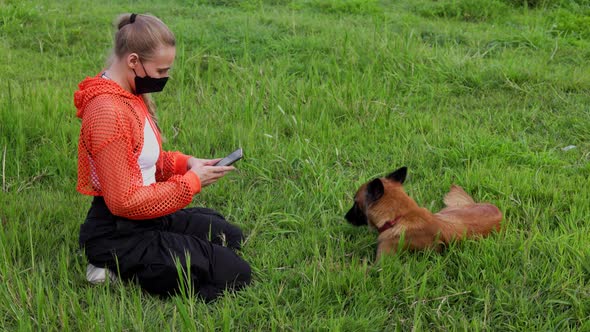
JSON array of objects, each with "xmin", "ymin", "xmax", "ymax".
[{"xmin": 116, "ymin": 13, "xmax": 137, "ymax": 30}]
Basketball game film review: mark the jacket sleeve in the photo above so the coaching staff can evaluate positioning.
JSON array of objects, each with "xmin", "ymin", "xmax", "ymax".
[
  {"xmin": 156, "ymin": 151, "xmax": 191, "ymax": 182},
  {"xmin": 82, "ymin": 99, "xmax": 201, "ymax": 220}
]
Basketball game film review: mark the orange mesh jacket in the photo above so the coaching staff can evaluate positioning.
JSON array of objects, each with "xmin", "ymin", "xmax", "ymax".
[{"xmin": 74, "ymin": 74, "xmax": 201, "ymax": 220}]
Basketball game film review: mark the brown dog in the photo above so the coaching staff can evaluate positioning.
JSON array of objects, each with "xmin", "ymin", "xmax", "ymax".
[{"xmin": 345, "ymin": 167, "xmax": 502, "ymax": 260}]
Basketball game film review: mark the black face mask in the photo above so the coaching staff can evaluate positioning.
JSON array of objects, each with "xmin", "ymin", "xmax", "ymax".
[{"xmin": 133, "ymin": 60, "xmax": 169, "ymax": 94}]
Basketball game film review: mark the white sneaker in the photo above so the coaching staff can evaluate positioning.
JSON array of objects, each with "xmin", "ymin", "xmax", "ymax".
[{"xmin": 86, "ymin": 263, "xmax": 117, "ymax": 284}]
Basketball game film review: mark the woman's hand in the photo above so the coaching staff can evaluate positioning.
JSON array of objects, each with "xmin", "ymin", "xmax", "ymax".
[{"xmin": 186, "ymin": 157, "xmax": 235, "ymax": 187}]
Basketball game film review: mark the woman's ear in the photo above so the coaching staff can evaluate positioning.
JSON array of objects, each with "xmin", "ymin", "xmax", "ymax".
[{"xmin": 126, "ymin": 53, "xmax": 139, "ymax": 69}]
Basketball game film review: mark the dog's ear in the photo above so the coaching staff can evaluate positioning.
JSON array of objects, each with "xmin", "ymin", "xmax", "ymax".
[
  {"xmin": 386, "ymin": 166, "xmax": 407, "ymax": 184},
  {"xmin": 366, "ymin": 178, "xmax": 384, "ymax": 204}
]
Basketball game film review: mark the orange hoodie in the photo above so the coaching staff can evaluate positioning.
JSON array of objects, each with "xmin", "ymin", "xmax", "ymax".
[{"xmin": 74, "ymin": 74, "xmax": 201, "ymax": 220}]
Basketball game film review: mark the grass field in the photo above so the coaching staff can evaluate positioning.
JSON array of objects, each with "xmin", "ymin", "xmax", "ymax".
[{"xmin": 1, "ymin": 0, "xmax": 590, "ymax": 330}]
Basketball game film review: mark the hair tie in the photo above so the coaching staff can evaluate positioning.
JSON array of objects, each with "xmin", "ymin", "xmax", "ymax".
[{"xmin": 130, "ymin": 13, "xmax": 137, "ymax": 23}]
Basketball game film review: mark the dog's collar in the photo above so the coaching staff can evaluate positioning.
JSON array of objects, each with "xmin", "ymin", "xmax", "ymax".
[{"xmin": 377, "ymin": 215, "xmax": 403, "ymax": 234}]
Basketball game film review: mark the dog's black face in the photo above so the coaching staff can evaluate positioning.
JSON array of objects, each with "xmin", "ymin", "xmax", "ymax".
[
  {"xmin": 344, "ymin": 178, "xmax": 384, "ymax": 226},
  {"xmin": 345, "ymin": 166, "xmax": 408, "ymax": 227},
  {"xmin": 345, "ymin": 201, "xmax": 368, "ymax": 226}
]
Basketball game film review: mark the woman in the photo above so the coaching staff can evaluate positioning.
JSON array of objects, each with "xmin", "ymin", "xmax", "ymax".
[{"xmin": 74, "ymin": 13, "xmax": 251, "ymax": 301}]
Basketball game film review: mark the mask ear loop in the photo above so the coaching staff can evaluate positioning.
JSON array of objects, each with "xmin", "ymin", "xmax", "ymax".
[
  {"xmin": 131, "ymin": 57, "xmax": 150, "ymax": 78},
  {"xmin": 138, "ymin": 60, "xmax": 151, "ymax": 78}
]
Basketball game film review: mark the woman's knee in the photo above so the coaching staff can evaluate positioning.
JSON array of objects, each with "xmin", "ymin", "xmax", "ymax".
[
  {"xmin": 234, "ymin": 257, "xmax": 251, "ymax": 285},
  {"xmin": 222, "ymin": 224, "xmax": 245, "ymax": 250},
  {"xmin": 213, "ymin": 249, "xmax": 251, "ymax": 286}
]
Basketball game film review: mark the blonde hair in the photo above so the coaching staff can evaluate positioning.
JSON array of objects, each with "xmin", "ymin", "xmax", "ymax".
[{"xmin": 110, "ymin": 13, "xmax": 175, "ymax": 129}]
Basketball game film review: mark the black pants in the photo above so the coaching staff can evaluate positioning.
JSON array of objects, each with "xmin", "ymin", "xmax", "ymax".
[{"xmin": 79, "ymin": 197, "xmax": 251, "ymax": 301}]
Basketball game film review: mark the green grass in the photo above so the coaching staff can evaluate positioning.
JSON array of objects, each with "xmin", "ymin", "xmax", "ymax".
[{"xmin": 1, "ymin": 0, "xmax": 590, "ymax": 330}]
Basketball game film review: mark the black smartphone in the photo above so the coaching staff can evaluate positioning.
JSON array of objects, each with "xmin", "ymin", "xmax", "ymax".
[{"xmin": 214, "ymin": 148, "xmax": 243, "ymax": 166}]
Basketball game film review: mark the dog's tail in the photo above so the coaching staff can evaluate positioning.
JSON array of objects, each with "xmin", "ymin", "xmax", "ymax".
[
  {"xmin": 438, "ymin": 185, "xmax": 502, "ymax": 241},
  {"xmin": 436, "ymin": 203, "xmax": 503, "ymax": 242},
  {"xmin": 443, "ymin": 185, "xmax": 475, "ymax": 207}
]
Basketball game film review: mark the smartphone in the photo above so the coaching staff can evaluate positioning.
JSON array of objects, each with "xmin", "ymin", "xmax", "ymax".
[{"xmin": 214, "ymin": 148, "xmax": 243, "ymax": 166}]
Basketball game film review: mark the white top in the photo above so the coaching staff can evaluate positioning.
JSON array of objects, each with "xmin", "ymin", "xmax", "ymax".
[{"xmin": 137, "ymin": 118, "xmax": 160, "ymax": 185}]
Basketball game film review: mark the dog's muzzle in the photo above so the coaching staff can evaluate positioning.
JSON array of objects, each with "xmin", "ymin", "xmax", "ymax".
[{"xmin": 345, "ymin": 203, "xmax": 368, "ymax": 226}]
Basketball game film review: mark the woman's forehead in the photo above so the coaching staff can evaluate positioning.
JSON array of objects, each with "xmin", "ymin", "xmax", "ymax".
[{"xmin": 148, "ymin": 46, "xmax": 176, "ymax": 66}]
